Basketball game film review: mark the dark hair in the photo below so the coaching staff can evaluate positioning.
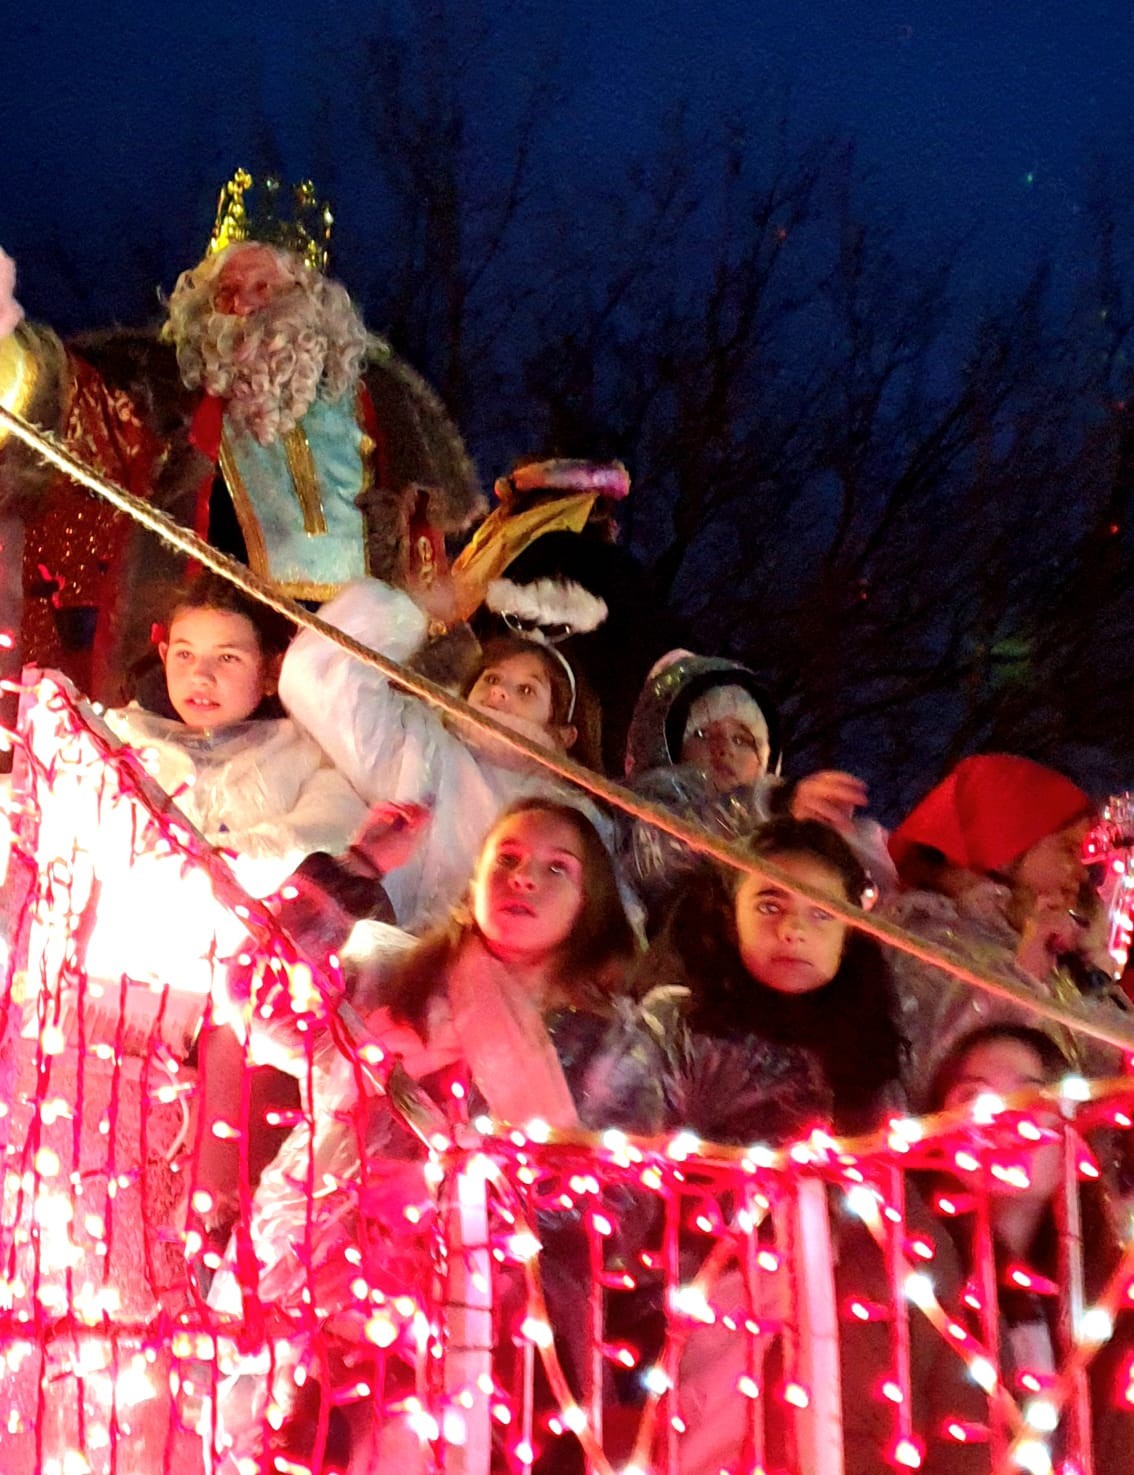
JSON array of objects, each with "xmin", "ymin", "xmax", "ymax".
[
  {"xmin": 642, "ymin": 817, "xmax": 904, "ymax": 1134},
  {"xmin": 464, "ymin": 634, "xmax": 574, "ymax": 725},
  {"xmin": 926, "ymin": 1023, "xmax": 1071, "ymax": 1115},
  {"xmin": 166, "ymin": 571, "xmax": 295, "ymax": 658},
  {"xmin": 742, "ymin": 816, "xmax": 872, "ymax": 903},
  {"xmin": 461, "ymin": 634, "xmax": 603, "ymax": 772},
  {"xmin": 382, "ymin": 798, "xmax": 636, "ymax": 1036}
]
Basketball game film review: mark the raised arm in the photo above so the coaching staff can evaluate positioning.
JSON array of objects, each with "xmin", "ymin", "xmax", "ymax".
[{"xmin": 278, "ymin": 578, "xmax": 447, "ymax": 804}]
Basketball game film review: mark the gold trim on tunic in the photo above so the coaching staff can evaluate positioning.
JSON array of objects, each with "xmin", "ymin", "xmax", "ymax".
[
  {"xmin": 273, "ymin": 579, "xmax": 349, "ymax": 602},
  {"xmin": 281, "ymin": 425, "xmax": 328, "ymax": 535},
  {"xmin": 218, "ymin": 434, "xmax": 271, "ymax": 578}
]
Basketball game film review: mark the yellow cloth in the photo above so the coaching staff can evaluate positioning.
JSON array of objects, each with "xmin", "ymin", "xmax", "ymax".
[{"xmin": 450, "ymin": 491, "xmax": 597, "ymax": 619}]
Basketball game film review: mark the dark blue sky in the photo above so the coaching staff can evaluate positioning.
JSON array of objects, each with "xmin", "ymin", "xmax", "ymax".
[{"xmin": 3, "ymin": 1, "xmax": 1132, "ymax": 327}]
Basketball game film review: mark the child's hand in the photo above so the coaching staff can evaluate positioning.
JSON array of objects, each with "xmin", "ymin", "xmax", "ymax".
[
  {"xmin": 0, "ymin": 249, "xmax": 24, "ymax": 338},
  {"xmin": 407, "ymin": 567, "xmax": 462, "ymax": 629},
  {"xmin": 789, "ymin": 770, "xmax": 869, "ymax": 835},
  {"xmin": 349, "ymin": 801, "xmax": 430, "ymax": 877},
  {"xmin": 1015, "ymin": 894, "xmax": 1084, "ymax": 979}
]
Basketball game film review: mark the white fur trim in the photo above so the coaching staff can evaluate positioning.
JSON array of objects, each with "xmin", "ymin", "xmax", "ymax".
[{"xmin": 486, "ymin": 578, "xmax": 608, "ymax": 635}]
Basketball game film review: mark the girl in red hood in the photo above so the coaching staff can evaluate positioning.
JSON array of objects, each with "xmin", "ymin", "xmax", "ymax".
[{"xmin": 885, "ymin": 754, "xmax": 1129, "ymax": 1093}]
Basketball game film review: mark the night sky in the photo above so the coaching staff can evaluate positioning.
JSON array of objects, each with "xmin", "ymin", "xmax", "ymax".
[{"xmin": 4, "ymin": 1, "xmax": 1133, "ymax": 334}]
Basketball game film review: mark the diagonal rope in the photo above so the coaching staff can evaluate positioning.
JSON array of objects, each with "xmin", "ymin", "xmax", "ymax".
[{"xmin": 3, "ymin": 402, "xmax": 1134, "ymax": 1053}]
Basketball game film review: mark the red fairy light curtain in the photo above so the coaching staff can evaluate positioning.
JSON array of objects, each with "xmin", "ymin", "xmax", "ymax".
[
  {"xmin": 0, "ymin": 674, "xmax": 328, "ymax": 1475},
  {"xmin": 0, "ymin": 673, "xmax": 1132, "ymax": 1475}
]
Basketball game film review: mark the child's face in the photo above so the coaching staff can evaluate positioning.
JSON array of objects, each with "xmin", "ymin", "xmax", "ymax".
[
  {"xmin": 943, "ymin": 1038, "xmax": 1062, "ymax": 1202},
  {"xmin": 681, "ymin": 717, "xmax": 767, "ymax": 793},
  {"xmin": 160, "ymin": 606, "xmax": 272, "ymax": 729},
  {"xmin": 467, "ymin": 651, "xmax": 570, "ymax": 750},
  {"xmin": 1012, "ymin": 816, "xmax": 1091, "ymax": 909},
  {"xmin": 472, "ymin": 809, "xmax": 585, "ymax": 966},
  {"xmin": 734, "ymin": 853, "xmax": 849, "ymax": 994}
]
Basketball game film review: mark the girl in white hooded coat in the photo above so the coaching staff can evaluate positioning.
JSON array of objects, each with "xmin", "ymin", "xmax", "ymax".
[{"xmin": 278, "ymin": 575, "xmax": 612, "ymax": 933}]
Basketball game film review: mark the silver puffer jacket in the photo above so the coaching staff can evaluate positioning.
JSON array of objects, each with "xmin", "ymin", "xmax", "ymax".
[
  {"xmin": 619, "ymin": 651, "xmax": 897, "ymax": 928},
  {"xmin": 618, "ymin": 653, "xmax": 784, "ymax": 929}
]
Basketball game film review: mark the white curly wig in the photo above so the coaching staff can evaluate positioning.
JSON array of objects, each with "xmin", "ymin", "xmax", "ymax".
[{"xmin": 167, "ymin": 242, "xmax": 367, "ymax": 445}]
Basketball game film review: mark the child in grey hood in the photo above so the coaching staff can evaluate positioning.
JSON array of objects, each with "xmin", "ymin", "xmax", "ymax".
[{"xmin": 619, "ymin": 649, "xmax": 894, "ymax": 930}]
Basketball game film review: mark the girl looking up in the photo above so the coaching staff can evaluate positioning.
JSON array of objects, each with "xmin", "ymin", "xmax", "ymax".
[{"xmin": 214, "ymin": 798, "xmax": 648, "ymax": 1475}]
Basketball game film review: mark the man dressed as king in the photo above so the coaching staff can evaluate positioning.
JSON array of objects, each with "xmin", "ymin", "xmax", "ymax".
[{"xmin": 0, "ymin": 171, "xmax": 483, "ymax": 701}]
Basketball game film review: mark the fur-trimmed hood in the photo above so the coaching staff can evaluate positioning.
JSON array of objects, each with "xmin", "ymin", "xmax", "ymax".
[{"xmin": 624, "ymin": 652, "xmax": 782, "ymax": 778}]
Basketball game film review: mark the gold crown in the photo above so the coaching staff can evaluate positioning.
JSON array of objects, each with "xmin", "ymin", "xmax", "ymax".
[{"xmin": 208, "ymin": 168, "xmax": 334, "ymax": 272}]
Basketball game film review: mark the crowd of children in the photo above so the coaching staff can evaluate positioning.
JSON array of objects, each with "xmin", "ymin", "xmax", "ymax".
[
  {"xmin": 4, "ymin": 211, "xmax": 1131, "ymax": 1474},
  {"xmin": 16, "ymin": 534, "xmax": 1134, "ymax": 1473}
]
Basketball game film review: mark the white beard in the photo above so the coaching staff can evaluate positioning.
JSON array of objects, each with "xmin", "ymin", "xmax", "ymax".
[{"xmin": 177, "ymin": 290, "xmax": 327, "ymax": 446}]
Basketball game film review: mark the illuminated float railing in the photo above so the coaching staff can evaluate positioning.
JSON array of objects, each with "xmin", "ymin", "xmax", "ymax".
[
  {"xmin": 427, "ymin": 1084, "xmax": 1134, "ymax": 1475},
  {"xmin": 0, "ymin": 673, "xmax": 1132, "ymax": 1475},
  {"xmin": 0, "ymin": 672, "xmax": 346, "ymax": 1475}
]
